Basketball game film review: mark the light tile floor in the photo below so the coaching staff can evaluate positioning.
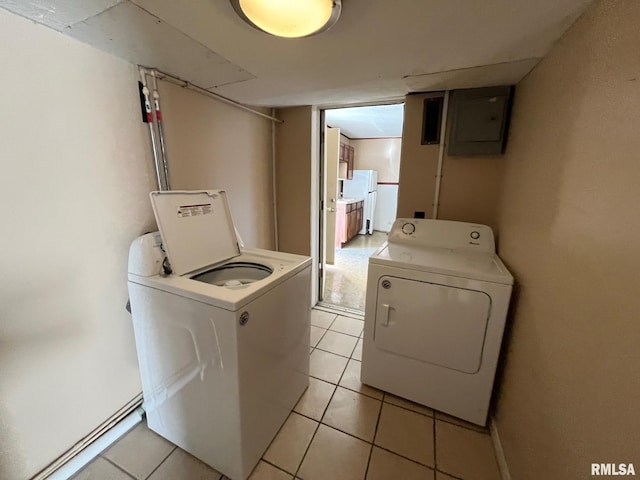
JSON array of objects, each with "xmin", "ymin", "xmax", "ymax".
[
  {"xmin": 323, "ymin": 231, "xmax": 387, "ymax": 311},
  {"xmin": 72, "ymin": 308, "xmax": 501, "ymax": 480}
]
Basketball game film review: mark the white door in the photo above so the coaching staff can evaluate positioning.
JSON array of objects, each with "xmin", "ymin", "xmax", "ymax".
[
  {"xmin": 324, "ymin": 127, "xmax": 340, "ymax": 266},
  {"xmin": 373, "ymin": 275, "xmax": 491, "ymax": 374}
]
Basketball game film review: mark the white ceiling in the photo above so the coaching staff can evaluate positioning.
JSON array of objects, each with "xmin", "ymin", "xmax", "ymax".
[
  {"xmin": 326, "ymin": 104, "xmax": 404, "ymax": 139},
  {"xmin": 0, "ymin": 0, "xmax": 594, "ymax": 107}
]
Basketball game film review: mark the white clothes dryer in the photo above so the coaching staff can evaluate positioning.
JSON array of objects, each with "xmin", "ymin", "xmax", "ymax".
[
  {"xmin": 361, "ymin": 218, "xmax": 513, "ymax": 426},
  {"xmin": 127, "ymin": 190, "xmax": 311, "ymax": 480}
]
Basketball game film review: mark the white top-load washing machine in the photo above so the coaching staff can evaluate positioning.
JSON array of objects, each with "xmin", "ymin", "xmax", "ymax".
[
  {"xmin": 127, "ymin": 190, "xmax": 311, "ymax": 480},
  {"xmin": 361, "ymin": 218, "xmax": 513, "ymax": 426}
]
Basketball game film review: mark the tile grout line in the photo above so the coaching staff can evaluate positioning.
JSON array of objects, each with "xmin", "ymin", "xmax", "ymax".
[
  {"xmin": 313, "ymin": 344, "xmax": 358, "ymax": 360},
  {"xmin": 382, "ymin": 399, "xmax": 434, "ymax": 418},
  {"xmin": 372, "ymin": 443, "xmax": 438, "ymax": 471},
  {"xmin": 311, "ymin": 326, "xmax": 331, "ymax": 349},
  {"xmin": 367, "ymin": 395, "xmax": 440, "ymax": 470},
  {"xmin": 434, "ymin": 467, "xmax": 465, "ymax": 480},
  {"xmin": 266, "ymin": 350, "xmax": 451, "ymax": 477},
  {"xmin": 262, "ymin": 348, "xmax": 336, "ymax": 478},
  {"xmin": 295, "ymin": 408, "xmax": 402, "ymax": 460},
  {"xmin": 312, "ymin": 312, "xmax": 364, "ymax": 339},
  {"xmin": 292, "ymin": 379, "xmax": 339, "ymax": 479},
  {"xmin": 360, "ymin": 392, "xmax": 490, "ymax": 434},
  {"xmin": 315, "ymin": 350, "xmax": 369, "ymax": 478},
  {"xmin": 309, "ymin": 333, "xmax": 444, "ymax": 473},
  {"xmin": 347, "ymin": 329, "xmax": 361, "ymax": 358},
  {"xmin": 260, "ymin": 458, "xmax": 297, "ymax": 478},
  {"xmin": 311, "ymin": 310, "xmax": 475, "ymax": 478},
  {"xmin": 311, "ymin": 312, "xmax": 338, "ymax": 329},
  {"xmin": 363, "ymin": 391, "xmax": 385, "ymax": 479},
  {"xmin": 291, "ymin": 342, "xmax": 343, "ymax": 478},
  {"xmin": 316, "ymin": 318, "xmax": 364, "ymax": 340},
  {"xmin": 311, "ymin": 319, "xmax": 488, "ymax": 478},
  {"xmin": 98, "ymin": 455, "xmax": 139, "ymax": 480},
  {"xmin": 258, "ymin": 411, "xmax": 300, "ymax": 477},
  {"xmin": 295, "ymin": 396, "xmax": 486, "ymax": 477},
  {"xmin": 316, "ymin": 420, "xmax": 376, "ymax": 446},
  {"xmin": 311, "ymin": 386, "xmax": 488, "ymax": 474},
  {"xmin": 143, "ymin": 445, "xmax": 177, "ymax": 480},
  {"xmin": 433, "ymin": 414, "xmax": 490, "ymax": 434},
  {"xmin": 327, "ymin": 327, "xmax": 363, "ymax": 338},
  {"xmin": 315, "ymin": 330, "xmax": 360, "ymax": 358},
  {"xmin": 329, "ymin": 379, "xmax": 382, "ymax": 401}
]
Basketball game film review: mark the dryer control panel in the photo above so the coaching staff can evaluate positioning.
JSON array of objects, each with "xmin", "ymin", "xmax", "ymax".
[{"xmin": 388, "ymin": 218, "xmax": 495, "ymax": 254}]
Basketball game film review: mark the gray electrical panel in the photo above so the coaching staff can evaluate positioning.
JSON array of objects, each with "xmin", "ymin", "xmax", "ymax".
[{"xmin": 447, "ymin": 86, "xmax": 514, "ymax": 156}]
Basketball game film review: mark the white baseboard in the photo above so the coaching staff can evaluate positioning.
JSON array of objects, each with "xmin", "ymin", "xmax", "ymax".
[
  {"xmin": 490, "ymin": 418, "xmax": 512, "ymax": 480},
  {"xmin": 42, "ymin": 405, "xmax": 143, "ymax": 480}
]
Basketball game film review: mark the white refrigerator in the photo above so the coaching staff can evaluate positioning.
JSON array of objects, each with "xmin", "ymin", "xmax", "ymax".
[{"xmin": 342, "ymin": 170, "xmax": 378, "ymax": 234}]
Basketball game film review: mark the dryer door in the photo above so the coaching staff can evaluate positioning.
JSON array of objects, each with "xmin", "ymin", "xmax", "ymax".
[{"xmin": 374, "ymin": 275, "xmax": 490, "ymax": 374}]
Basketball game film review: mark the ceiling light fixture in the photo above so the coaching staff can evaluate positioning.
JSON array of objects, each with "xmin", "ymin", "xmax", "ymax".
[{"xmin": 230, "ymin": 0, "xmax": 342, "ymax": 38}]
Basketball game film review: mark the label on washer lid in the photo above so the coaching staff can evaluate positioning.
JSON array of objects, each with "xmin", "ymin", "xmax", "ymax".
[
  {"xmin": 177, "ymin": 203, "xmax": 213, "ymax": 218},
  {"xmin": 150, "ymin": 190, "xmax": 240, "ymax": 276}
]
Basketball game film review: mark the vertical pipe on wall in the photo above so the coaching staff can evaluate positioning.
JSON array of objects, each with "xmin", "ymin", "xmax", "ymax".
[
  {"xmin": 271, "ymin": 108, "xmax": 279, "ymax": 250},
  {"xmin": 432, "ymin": 90, "xmax": 450, "ymax": 219},
  {"xmin": 150, "ymin": 70, "xmax": 171, "ymax": 190},
  {"xmin": 139, "ymin": 67, "xmax": 164, "ymax": 190}
]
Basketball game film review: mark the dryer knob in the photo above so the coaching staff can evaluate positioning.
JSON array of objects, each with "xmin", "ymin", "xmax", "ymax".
[
  {"xmin": 401, "ymin": 223, "xmax": 416, "ymax": 235},
  {"xmin": 470, "ymin": 231, "xmax": 480, "ymax": 240}
]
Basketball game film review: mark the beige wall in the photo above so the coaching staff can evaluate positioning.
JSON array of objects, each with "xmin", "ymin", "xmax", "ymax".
[
  {"xmin": 438, "ymin": 148, "xmax": 506, "ymax": 231},
  {"xmin": 275, "ymin": 107, "xmax": 313, "ymax": 256},
  {"xmin": 351, "ymin": 138, "xmax": 402, "ymax": 183},
  {"xmin": 397, "ymin": 93, "xmax": 506, "ymax": 230},
  {"xmin": 159, "ymin": 81, "xmax": 275, "ymax": 249},
  {"xmin": 494, "ymin": 1, "xmax": 640, "ymax": 478},
  {"xmin": 396, "ymin": 93, "xmax": 440, "ymax": 218},
  {"xmin": 0, "ymin": 10, "xmax": 154, "ymax": 479}
]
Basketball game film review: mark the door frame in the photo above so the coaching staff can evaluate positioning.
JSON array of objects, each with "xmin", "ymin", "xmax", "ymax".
[
  {"xmin": 314, "ymin": 100, "xmax": 405, "ymax": 307},
  {"xmin": 316, "ymin": 109, "xmax": 326, "ymax": 303}
]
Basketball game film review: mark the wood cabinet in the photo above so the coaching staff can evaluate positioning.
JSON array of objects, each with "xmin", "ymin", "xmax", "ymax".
[
  {"xmin": 336, "ymin": 200, "xmax": 364, "ymax": 247},
  {"xmin": 347, "ymin": 204, "xmax": 362, "ymax": 240},
  {"xmin": 339, "ymin": 142, "xmax": 355, "ymax": 180},
  {"xmin": 346, "ymin": 145, "xmax": 354, "ymax": 179}
]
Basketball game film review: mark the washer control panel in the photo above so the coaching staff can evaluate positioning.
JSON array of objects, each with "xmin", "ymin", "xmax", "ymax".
[
  {"xmin": 128, "ymin": 232, "xmax": 165, "ymax": 277},
  {"xmin": 388, "ymin": 218, "xmax": 495, "ymax": 253}
]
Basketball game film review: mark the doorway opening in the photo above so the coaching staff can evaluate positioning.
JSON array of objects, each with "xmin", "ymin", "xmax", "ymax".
[{"xmin": 318, "ymin": 103, "xmax": 404, "ymax": 312}]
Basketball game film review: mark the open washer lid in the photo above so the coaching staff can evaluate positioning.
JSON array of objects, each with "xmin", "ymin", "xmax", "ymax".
[{"xmin": 150, "ymin": 190, "xmax": 240, "ymax": 276}]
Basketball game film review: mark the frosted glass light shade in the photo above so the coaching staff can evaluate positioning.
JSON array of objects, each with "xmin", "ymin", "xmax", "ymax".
[{"xmin": 231, "ymin": 0, "xmax": 342, "ymax": 38}]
